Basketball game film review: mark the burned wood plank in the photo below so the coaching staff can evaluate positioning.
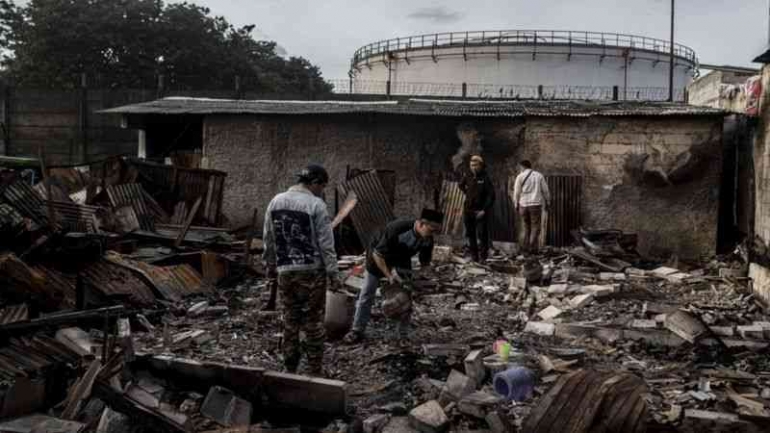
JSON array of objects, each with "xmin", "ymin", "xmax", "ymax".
[
  {"xmin": 61, "ymin": 359, "xmax": 102, "ymax": 420},
  {"xmin": 261, "ymin": 371, "xmax": 347, "ymax": 416},
  {"xmin": 665, "ymin": 310, "xmax": 709, "ymax": 344},
  {"xmin": 522, "ymin": 370, "xmax": 647, "ymax": 433},
  {"xmin": 174, "ymin": 196, "xmax": 202, "ymax": 248}
]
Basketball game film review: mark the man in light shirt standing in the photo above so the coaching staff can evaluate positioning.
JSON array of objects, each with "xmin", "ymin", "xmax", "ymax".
[{"xmin": 512, "ymin": 160, "xmax": 550, "ymax": 254}]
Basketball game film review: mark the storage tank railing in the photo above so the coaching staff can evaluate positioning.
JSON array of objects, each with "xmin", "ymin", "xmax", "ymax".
[{"xmin": 351, "ymin": 30, "xmax": 697, "ymax": 68}]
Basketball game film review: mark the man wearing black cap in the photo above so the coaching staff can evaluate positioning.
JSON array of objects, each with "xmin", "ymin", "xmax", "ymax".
[
  {"xmin": 263, "ymin": 164, "xmax": 339, "ymax": 376},
  {"xmin": 343, "ymin": 209, "xmax": 443, "ymax": 344}
]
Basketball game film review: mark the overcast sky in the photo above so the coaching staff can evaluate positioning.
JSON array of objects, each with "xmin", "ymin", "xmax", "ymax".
[{"xmin": 197, "ymin": 0, "xmax": 765, "ymax": 79}]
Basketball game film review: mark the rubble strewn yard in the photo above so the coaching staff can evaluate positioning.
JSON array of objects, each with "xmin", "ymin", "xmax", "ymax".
[{"xmin": 1, "ymin": 157, "xmax": 769, "ymax": 433}]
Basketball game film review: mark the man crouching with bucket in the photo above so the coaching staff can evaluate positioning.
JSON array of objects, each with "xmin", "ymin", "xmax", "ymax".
[{"xmin": 343, "ymin": 209, "xmax": 444, "ymax": 344}]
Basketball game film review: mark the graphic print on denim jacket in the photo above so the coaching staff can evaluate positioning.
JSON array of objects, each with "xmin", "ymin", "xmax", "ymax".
[{"xmin": 271, "ymin": 209, "xmax": 317, "ymax": 267}]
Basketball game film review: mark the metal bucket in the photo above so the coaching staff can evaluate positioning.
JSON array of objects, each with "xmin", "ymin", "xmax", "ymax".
[{"xmin": 324, "ymin": 290, "xmax": 356, "ymax": 338}]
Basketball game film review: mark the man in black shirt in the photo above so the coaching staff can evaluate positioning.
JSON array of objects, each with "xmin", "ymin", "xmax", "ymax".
[
  {"xmin": 344, "ymin": 209, "xmax": 444, "ymax": 343},
  {"xmin": 460, "ymin": 155, "xmax": 495, "ymax": 262}
]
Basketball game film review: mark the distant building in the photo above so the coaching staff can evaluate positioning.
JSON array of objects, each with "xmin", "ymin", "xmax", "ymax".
[{"xmin": 687, "ymin": 69, "xmax": 760, "ymax": 113}]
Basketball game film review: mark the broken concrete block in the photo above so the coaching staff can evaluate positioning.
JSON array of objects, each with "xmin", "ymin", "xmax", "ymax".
[
  {"xmin": 408, "ymin": 400, "xmax": 449, "ymax": 433},
  {"xmin": 683, "ymin": 409, "xmax": 739, "ymax": 423},
  {"xmin": 200, "ymin": 386, "xmax": 252, "ymax": 427},
  {"xmin": 599, "ymin": 272, "xmax": 626, "ymax": 281},
  {"xmin": 631, "ymin": 319, "xmax": 657, "ymax": 329},
  {"xmin": 364, "ymin": 413, "xmax": 390, "ymax": 433},
  {"xmin": 485, "ymin": 410, "xmax": 513, "ymax": 433},
  {"xmin": 524, "ymin": 321, "xmax": 555, "ymax": 336},
  {"xmin": 568, "ymin": 293, "xmax": 594, "ymax": 309},
  {"xmin": 383, "ymin": 416, "xmax": 418, "ymax": 433},
  {"xmin": 625, "ymin": 267, "xmax": 647, "ymax": 277},
  {"xmin": 737, "ymin": 325, "xmax": 765, "ymax": 340},
  {"xmin": 580, "ymin": 285, "xmax": 615, "ymax": 297},
  {"xmin": 710, "ymin": 326, "xmax": 735, "ymax": 337},
  {"xmin": 537, "ymin": 305, "xmax": 563, "ymax": 321},
  {"xmin": 651, "ymin": 267, "xmax": 679, "ymax": 278},
  {"xmin": 547, "ymin": 284, "xmax": 568, "ymax": 295},
  {"xmin": 458, "ymin": 391, "xmax": 501, "ymax": 419},
  {"xmin": 665, "ymin": 310, "xmax": 708, "ymax": 343},
  {"xmin": 439, "ymin": 370, "xmax": 476, "ymax": 404},
  {"xmin": 654, "ymin": 314, "xmax": 668, "ymax": 323},
  {"xmin": 464, "ymin": 350, "xmax": 485, "ymax": 387}
]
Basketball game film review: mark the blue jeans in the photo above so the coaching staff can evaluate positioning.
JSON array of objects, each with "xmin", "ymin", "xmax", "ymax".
[{"xmin": 351, "ymin": 270, "xmax": 411, "ymax": 334}]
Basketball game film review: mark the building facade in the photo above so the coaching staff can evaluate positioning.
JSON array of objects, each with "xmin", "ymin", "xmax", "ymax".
[{"xmin": 106, "ymin": 98, "xmax": 726, "ymax": 259}]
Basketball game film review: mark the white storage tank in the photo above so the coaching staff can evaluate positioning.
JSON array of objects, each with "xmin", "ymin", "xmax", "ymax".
[{"xmin": 347, "ymin": 30, "xmax": 697, "ymax": 100}]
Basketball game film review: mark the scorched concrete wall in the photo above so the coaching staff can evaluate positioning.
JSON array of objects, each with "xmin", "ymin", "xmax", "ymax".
[{"xmin": 204, "ymin": 113, "xmax": 723, "ymax": 259}]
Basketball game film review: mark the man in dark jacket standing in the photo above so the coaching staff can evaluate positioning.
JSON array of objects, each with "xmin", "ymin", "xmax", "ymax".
[{"xmin": 460, "ymin": 155, "xmax": 495, "ymax": 262}]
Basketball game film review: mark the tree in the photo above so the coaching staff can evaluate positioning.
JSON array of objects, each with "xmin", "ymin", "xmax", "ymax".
[{"xmin": 0, "ymin": 0, "xmax": 332, "ymax": 95}]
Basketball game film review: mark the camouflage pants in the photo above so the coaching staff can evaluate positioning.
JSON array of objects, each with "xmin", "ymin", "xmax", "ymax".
[{"xmin": 278, "ymin": 269, "xmax": 327, "ymax": 373}]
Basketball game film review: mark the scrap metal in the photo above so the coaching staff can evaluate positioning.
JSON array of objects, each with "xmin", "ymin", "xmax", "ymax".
[{"xmin": 338, "ymin": 170, "xmax": 394, "ymax": 248}]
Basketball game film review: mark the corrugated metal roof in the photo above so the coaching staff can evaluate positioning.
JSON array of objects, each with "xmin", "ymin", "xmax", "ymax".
[
  {"xmin": 0, "ymin": 305, "xmax": 28, "ymax": 325},
  {"xmin": 80, "ymin": 259, "xmax": 157, "ymax": 306},
  {"xmin": 338, "ymin": 171, "xmax": 394, "ymax": 248},
  {"xmin": 101, "ymin": 97, "xmax": 727, "ymax": 118},
  {"xmin": 105, "ymin": 253, "xmax": 208, "ymax": 301}
]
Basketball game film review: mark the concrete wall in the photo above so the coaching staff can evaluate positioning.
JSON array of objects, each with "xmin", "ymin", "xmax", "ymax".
[
  {"xmin": 687, "ymin": 70, "xmax": 755, "ymax": 113},
  {"xmin": 750, "ymin": 64, "xmax": 770, "ymax": 304},
  {"xmin": 204, "ymin": 113, "xmax": 723, "ymax": 259}
]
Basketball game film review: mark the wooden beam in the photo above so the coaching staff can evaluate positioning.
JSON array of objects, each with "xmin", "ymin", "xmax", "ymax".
[{"xmin": 174, "ymin": 197, "xmax": 202, "ymax": 248}]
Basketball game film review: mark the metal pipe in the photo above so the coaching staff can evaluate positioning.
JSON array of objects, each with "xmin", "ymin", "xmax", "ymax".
[{"xmin": 668, "ymin": 0, "xmax": 675, "ymax": 102}]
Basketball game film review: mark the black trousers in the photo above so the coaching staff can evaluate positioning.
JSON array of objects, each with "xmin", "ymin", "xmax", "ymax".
[{"xmin": 464, "ymin": 211, "xmax": 490, "ymax": 259}]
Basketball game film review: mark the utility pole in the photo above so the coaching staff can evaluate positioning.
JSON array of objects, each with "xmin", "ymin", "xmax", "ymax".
[{"xmin": 668, "ymin": 0, "xmax": 675, "ymax": 102}]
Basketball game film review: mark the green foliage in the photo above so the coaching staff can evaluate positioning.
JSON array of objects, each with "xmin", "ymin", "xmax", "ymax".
[{"xmin": 0, "ymin": 0, "xmax": 331, "ymax": 94}]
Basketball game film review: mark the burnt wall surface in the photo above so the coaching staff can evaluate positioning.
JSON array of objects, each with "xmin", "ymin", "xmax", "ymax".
[
  {"xmin": 204, "ymin": 113, "xmax": 723, "ymax": 259},
  {"xmin": 751, "ymin": 63, "xmax": 770, "ymax": 305}
]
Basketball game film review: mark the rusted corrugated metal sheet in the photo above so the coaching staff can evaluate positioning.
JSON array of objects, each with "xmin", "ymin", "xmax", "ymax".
[
  {"xmin": 490, "ymin": 178, "xmax": 515, "ymax": 242},
  {"xmin": 106, "ymin": 183, "xmax": 154, "ymax": 231},
  {"xmin": 48, "ymin": 201, "xmax": 100, "ymax": 233},
  {"xmin": 105, "ymin": 253, "xmax": 207, "ymax": 301},
  {"xmin": 338, "ymin": 170, "xmax": 395, "ymax": 248},
  {"xmin": 439, "ymin": 180, "xmax": 465, "ymax": 236},
  {"xmin": 34, "ymin": 265, "xmax": 76, "ymax": 309},
  {"xmin": 0, "ymin": 305, "xmax": 28, "ymax": 325},
  {"xmin": 545, "ymin": 175, "xmax": 583, "ymax": 247},
  {"xmin": 0, "ymin": 333, "xmax": 81, "ymax": 379},
  {"xmin": 0, "ymin": 203, "xmax": 25, "ymax": 232},
  {"xmin": 130, "ymin": 159, "xmax": 226, "ymax": 225},
  {"xmin": 80, "ymin": 259, "xmax": 156, "ymax": 306},
  {"xmin": 0, "ymin": 179, "xmax": 56, "ymax": 229}
]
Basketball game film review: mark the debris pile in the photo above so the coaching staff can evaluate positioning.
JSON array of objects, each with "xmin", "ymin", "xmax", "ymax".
[{"xmin": 2, "ymin": 158, "xmax": 769, "ymax": 432}]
